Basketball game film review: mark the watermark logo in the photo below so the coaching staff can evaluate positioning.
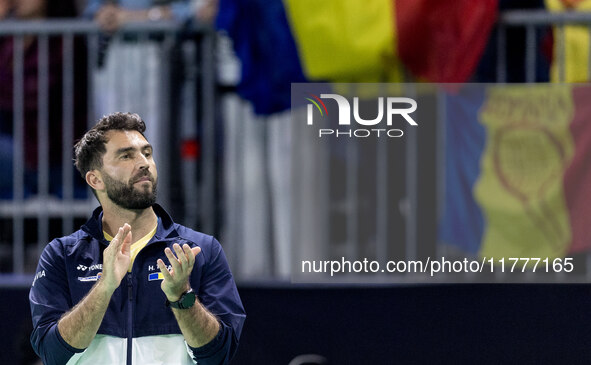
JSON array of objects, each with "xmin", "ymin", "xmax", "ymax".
[
  {"xmin": 305, "ymin": 94, "xmax": 329, "ymax": 117},
  {"xmin": 305, "ymin": 93, "xmax": 418, "ymax": 138}
]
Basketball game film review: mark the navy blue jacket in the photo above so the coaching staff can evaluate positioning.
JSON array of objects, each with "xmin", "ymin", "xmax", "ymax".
[{"xmin": 30, "ymin": 204, "xmax": 245, "ymax": 364}]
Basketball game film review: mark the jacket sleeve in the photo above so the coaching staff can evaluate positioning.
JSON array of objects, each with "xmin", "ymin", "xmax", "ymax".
[
  {"xmin": 29, "ymin": 240, "xmax": 83, "ymax": 365},
  {"xmin": 188, "ymin": 236, "xmax": 246, "ymax": 364}
]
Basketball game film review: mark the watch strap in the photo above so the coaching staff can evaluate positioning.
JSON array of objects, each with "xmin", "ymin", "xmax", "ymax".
[{"xmin": 166, "ymin": 288, "xmax": 196, "ymax": 309}]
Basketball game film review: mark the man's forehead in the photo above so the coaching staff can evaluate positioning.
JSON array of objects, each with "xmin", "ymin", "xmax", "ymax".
[{"xmin": 104, "ymin": 130, "xmax": 149, "ymax": 151}]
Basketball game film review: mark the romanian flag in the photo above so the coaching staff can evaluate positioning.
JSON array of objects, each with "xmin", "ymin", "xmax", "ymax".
[
  {"xmin": 395, "ymin": 0, "xmax": 498, "ymax": 83},
  {"xmin": 216, "ymin": 0, "xmax": 307, "ymax": 115},
  {"xmin": 546, "ymin": 0, "xmax": 591, "ymax": 82},
  {"xmin": 284, "ymin": 0, "xmax": 497, "ymax": 83},
  {"xmin": 216, "ymin": 0, "xmax": 498, "ymax": 114},
  {"xmin": 283, "ymin": 0, "xmax": 403, "ymax": 82},
  {"xmin": 439, "ymin": 84, "xmax": 591, "ymax": 259}
]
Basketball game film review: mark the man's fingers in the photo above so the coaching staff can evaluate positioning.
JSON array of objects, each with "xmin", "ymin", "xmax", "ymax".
[
  {"xmin": 173, "ymin": 244, "xmax": 188, "ymax": 269},
  {"xmin": 164, "ymin": 247, "xmax": 181, "ymax": 273},
  {"xmin": 157, "ymin": 259, "xmax": 172, "ymax": 280},
  {"xmin": 182, "ymin": 244, "xmax": 195, "ymax": 267},
  {"xmin": 121, "ymin": 231, "xmax": 132, "ymax": 256},
  {"xmin": 191, "ymin": 246, "xmax": 201, "ymax": 257},
  {"xmin": 105, "ymin": 228, "xmax": 123, "ymax": 256},
  {"xmin": 190, "ymin": 246, "xmax": 201, "ymax": 267},
  {"xmin": 105, "ymin": 224, "xmax": 131, "ymax": 259},
  {"xmin": 112, "ymin": 227, "xmax": 123, "ymax": 243},
  {"xmin": 112, "ymin": 224, "xmax": 131, "ymax": 247},
  {"xmin": 122, "ymin": 225, "xmax": 132, "ymax": 242}
]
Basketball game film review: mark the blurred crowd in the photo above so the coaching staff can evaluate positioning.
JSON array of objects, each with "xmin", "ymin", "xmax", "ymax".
[
  {"xmin": 1, "ymin": 0, "xmax": 591, "ymax": 280},
  {"xmin": 0, "ymin": 0, "xmax": 219, "ymax": 199},
  {"xmin": 0, "ymin": 0, "xmax": 218, "ymax": 24}
]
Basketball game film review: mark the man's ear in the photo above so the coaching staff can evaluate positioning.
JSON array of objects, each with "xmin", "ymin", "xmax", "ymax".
[{"xmin": 86, "ymin": 170, "xmax": 104, "ymax": 191}]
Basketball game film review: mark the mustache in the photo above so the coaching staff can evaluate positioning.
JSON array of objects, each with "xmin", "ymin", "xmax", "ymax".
[{"xmin": 130, "ymin": 170, "xmax": 154, "ymax": 184}]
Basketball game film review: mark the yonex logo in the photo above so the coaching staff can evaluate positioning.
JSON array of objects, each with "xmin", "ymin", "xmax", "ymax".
[{"xmin": 76, "ymin": 264, "xmax": 102, "ymax": 271}]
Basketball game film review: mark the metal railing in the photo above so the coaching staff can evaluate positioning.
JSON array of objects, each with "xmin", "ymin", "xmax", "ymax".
[
  {"xmin": 497, "ymin": 9, "xmax": 591, "ymax": 82},
  {"xmin": 2, "ymin": 10, "xmax": 591, "ymax": 284},
  {"xmin": 0, "ymin": 19, "xmax": 217, "ymax": 276}
]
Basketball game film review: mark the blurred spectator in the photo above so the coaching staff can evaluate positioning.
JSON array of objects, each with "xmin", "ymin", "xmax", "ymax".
[
  {"xmin": 0, "ymin": 0, "xmax": 87, "ymax": 199},
  {"xmin": 83, "ymin": 0, "xmax": 194, "ymax": 159},
  {"xmin": 215, "ymin": 0, "xmax": 307, "ymax": 277}
]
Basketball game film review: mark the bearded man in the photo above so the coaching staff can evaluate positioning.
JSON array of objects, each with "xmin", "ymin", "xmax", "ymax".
[{"xmin": 29, "ymin": 112, "xmax": 245, "ymax": 365}]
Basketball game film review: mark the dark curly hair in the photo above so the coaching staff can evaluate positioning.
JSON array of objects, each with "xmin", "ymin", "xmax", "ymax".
[{"xmin": 74, "ymin": 112, "xmax": 146, "ymax": 180}]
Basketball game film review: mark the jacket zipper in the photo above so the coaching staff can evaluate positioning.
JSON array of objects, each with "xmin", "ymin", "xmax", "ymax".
[{"xmin": 127, "ymin": 273, "xmax": 133, "ymax": 365}]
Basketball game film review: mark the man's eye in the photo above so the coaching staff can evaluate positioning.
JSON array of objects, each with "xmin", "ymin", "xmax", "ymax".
[
  {"xmin": 121, "ymin": 154, "xmax": 130, "ymax": 159},
  {"xmin": 144, "ymin": 152, "xmax": 152, "ymax": 158}
]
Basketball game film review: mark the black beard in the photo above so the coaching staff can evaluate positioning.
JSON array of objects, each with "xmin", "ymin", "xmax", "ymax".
[{"xmin": 102, "ymin": 170, "xmax": 157, "ymax": 210}]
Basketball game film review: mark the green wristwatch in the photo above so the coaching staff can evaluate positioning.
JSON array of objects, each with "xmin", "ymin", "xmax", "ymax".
[{"xmin": 166, "ymin": 288, "xmax": 196, "ymax": 309}]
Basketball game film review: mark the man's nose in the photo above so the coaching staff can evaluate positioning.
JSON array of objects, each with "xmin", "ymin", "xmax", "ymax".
[{"xmin": 136, "ymin": 154, "xmax": 150, "ymax": 169}]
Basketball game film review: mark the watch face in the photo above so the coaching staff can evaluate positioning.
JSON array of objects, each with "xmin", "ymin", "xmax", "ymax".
[{"xmin": 180, "ymin": 290, "xmax": 196, "ymax": 309}]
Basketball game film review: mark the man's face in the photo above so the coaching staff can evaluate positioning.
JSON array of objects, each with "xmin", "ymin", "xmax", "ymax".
[{"xmin": 98, "ymin": 130, "xmax": 158, "ymax": 210}]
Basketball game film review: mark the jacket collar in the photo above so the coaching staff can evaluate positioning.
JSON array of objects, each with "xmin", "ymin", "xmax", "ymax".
[{"xmin": 81, "ymin": 204, "xmax": 178, "ymax": 244}]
